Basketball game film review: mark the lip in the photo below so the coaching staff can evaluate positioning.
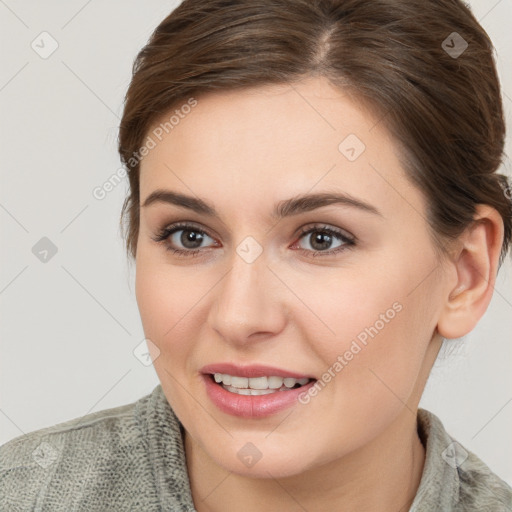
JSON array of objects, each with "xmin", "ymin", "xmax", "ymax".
[
  {"xmin": 200, "ymin": 362, "xmax": 314, "ymax": 379},
  {"xmin": 202, "ymin": 373, "xmax": 316, "ymax": 418}
]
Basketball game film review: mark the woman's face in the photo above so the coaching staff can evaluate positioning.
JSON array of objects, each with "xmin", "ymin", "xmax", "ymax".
[{"xmin": 135, "ymin": 76, "xmax": 448, "ymax": 478}]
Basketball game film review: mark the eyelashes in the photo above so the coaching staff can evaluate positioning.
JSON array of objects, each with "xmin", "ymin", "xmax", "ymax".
[
  {"xmin": 294, "ymin": 224, "xmax": 356, "ymax": 257},
  {"xmin": 151, "ymin": 222, "xmax": 216, "ymax": 258},
  {"xmin": 150, "ymin": 221, "xmax": 356, "ymax": 259}
]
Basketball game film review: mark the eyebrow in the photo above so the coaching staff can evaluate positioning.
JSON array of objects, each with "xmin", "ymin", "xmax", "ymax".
[{"xmin": 141, "ymin": 189, "xmax": 383, "ymax": 219}]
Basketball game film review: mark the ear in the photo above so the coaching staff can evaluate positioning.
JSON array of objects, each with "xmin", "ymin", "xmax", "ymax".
[{"xmin": 437, "ymin": 204, "xmax": 504, "ymax": 339}]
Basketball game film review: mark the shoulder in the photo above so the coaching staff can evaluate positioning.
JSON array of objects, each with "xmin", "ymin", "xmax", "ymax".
[
  {"xmin": 0, "ymin": 387, "xmax": 162, "ymax": 511},
  {"xmin": 412, "ymin": 408, "xmax": 512, "ymax": 511},
  {"xmin": 455, "ymin": 442, "xmax": 512, "ymax": 511}
]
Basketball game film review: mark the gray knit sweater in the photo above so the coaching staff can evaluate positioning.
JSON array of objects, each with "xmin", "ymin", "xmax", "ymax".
[{"xmin": 1, "ymin": 384, "xmax": 511, "ymax": 511}]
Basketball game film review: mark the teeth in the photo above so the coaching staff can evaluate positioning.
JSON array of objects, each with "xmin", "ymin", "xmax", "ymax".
[
  {"xmin": 247, "ymin": 376, "xmax": 268, "ymax": 389},
  {"xmin": 230, "ymin": 376, "xmax": 249, "ymax": 388},
  {"xmin": 213, "ymin": 373, "xmax": 310, "ymax": 391},
  {"xmin": 283, "ymin": 377, "xmax": 298, "ymax": 388},
  {"xmin": 223, "ymin": 386, "xmax": 278, "ymax": 396},
  {"xmin": 268, "ymin": 376, "xmax": 284, "ymax": 389}
]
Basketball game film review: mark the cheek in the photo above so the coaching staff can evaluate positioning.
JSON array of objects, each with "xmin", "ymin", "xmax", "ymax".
[
  {"xmin": 135, "ymin": 257, "xmax": 201, "ymax": 411},
  {"xmin": 135, "ymin": 252, "xmax": 195, "ymax": 358},
  {"xmin": 296, "ymin": 266, "xmax": 407, "ymax": 358},
  {"xmin": 135, "ymin": 245, "xmax": 200, "ymax": 334},
  {"xmin": 134, "ymin": 250, "xmax": 220, "ymax": 386},
  {"xmin": 297, "ymin": 259, "xmax": 436, "ymax": 410},
  {"xmin": 135, "ymin": 264, "xmax": 170, "ymax": 338}
]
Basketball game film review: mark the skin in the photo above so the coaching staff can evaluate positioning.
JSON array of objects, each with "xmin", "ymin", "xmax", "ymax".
[{"xmin": 135, "ymin": 76, "xmax": 504, "ymax": 512}]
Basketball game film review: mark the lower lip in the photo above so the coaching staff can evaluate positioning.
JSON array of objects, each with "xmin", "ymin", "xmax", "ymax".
[{"xmin": 202, "ymin": 374, "xmax": 316, "ymax": 418}]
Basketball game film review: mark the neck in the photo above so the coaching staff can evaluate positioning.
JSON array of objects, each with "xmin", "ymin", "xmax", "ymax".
[{"xmin": 184, "ymin": 406, "xmax": 426, "ymax": 512}]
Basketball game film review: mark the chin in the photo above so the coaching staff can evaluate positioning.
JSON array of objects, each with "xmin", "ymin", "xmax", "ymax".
[{"xmin": 206, "ymin": 439, "xmax": 321, "ymax": 480}]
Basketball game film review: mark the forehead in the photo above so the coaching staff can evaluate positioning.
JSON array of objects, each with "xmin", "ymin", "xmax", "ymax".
[{"xmin": 138, "ymin": 77, "xmax": 422, "ymax": 220}]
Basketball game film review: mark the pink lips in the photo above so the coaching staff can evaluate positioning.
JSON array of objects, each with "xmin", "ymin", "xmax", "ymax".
[
  {"xmin": 200, "ymin": 362, "xmax": 314, "ymax": 379},
  {"xmin": 200, "ymin": 363, "xmax": 316, "ymax": 418}
]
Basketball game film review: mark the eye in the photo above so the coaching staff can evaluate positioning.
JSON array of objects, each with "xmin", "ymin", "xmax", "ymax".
[
  {"xmin": 292, "ymin": 224, "xmax": 356, "ymax": 257},
  {"xmin": 150, "ymin": 222, "xmax": 217, "ymax": 257}
]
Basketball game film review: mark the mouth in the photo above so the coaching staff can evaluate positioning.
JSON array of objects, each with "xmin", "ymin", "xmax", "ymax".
[
  {"xmin": 199, "ymin": 363, "xmax": 318, "ymax": 417},
  {"xmin": 207, "ymin": 373, "xmax": 315, "ymax": 396}
]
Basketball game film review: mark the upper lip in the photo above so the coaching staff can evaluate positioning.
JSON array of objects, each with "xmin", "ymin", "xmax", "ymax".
[{"xmin": 201, "ymin": 363, "xmax": 316, "ymax": 379}]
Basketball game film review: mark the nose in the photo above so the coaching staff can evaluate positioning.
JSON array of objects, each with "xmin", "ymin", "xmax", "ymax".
[{"xmin": 207, "ymin": 249, "xmax": 287, "ymax": 347}]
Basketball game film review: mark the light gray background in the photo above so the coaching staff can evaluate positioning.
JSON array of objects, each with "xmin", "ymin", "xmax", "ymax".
[{"xmin": 1, "ymin": 0, "xmax": 511, "ymax": 486}]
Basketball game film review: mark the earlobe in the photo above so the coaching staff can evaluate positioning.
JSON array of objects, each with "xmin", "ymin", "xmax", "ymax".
[{"xmin": 437, "ymin": 205, "xmax": 504, "ymax": 340}]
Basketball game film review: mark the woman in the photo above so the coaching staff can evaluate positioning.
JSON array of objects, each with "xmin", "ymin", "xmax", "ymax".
[{"xmin": 1, "ymin": 0, "xmax": 511, "ymax": 510}]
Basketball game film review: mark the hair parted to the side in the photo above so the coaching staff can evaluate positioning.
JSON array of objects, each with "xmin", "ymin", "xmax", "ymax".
[{"xmin": 117, "ymin": 0, "xmax": 512, "ymax": 266}]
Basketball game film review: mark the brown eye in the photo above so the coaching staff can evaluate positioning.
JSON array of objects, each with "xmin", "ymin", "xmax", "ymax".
[
  {"xmin": 294, "ymin": 225, "xmax": 356, "ymax": 257},
  {"xmin": 151, "ymin": 222, "xmax": 217, "ymax": 256}
]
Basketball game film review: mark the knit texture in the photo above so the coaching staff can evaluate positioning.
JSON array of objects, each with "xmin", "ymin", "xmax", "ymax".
[{"xmin": 1, "ymin": 384, "xmax": 511, "ymax": 511}]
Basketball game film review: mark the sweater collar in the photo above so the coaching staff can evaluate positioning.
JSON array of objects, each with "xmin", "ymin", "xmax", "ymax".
[
  {"xmin": 409, "ymin": 408, "xmax": 461, "ymax": 511},
  {"xmin": 143, "ymin": 384, "xmax": 197, "ymax": 510}
]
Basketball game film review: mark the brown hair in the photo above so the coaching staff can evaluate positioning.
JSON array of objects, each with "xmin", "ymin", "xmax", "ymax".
[{"xmin": 118, "ymin": 0, "xmax": 512, "ymax": 266}]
